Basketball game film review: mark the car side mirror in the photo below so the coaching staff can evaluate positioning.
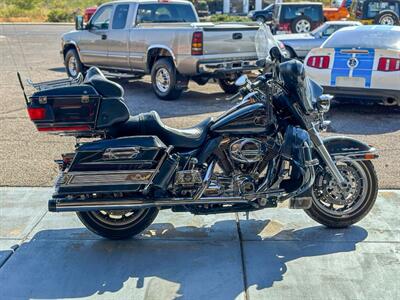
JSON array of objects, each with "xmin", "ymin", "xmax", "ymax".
[
  {"xmin": 75, "ymin": 16, "xmax": 84, "ymax": 30},
  {"xmin": 235, "ymin": 75, "xmax": 248, "ymax": 86}
]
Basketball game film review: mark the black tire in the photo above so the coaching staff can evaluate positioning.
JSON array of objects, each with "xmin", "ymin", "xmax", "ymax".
[
  {"xmin": 218, "ymin": 78, "xmax": 240, "ymax": 94},
  {"xmin": 151, "ymin": 58, "xmax": 183, "ymax": 100},
  {"xmin": 374, "ymin": 11, "xmax": 399, "ymax": 25},
  {"xmin": 255, "ymin": 16, "xmax": 266, "ymax": 23},
  {"xmin": 64, "ymin": 48, "xmax": 84, "ymax": 78},
  {"xmin": 285, "ymin": 46, "xmax": 297, "ymax": 59},
  {"xmin": 305, "ymin": 160, "xmax": 378, "ymax": 228},
  {"xmin": 77, "ymin": 207, "xmax": 159, "ymax": 240},
  {"xmin": 291, "ymin": 16, "xmax": 313, "ymax": 33}
]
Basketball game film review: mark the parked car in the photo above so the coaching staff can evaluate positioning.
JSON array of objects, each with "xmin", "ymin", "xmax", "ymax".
[
  {"xmin": 305, "ymin": 25, "xmax": 400, "ymax": 106},
  {"xmin": 248, "ymin": 3, "xmax": 274, "ymax": 23},
  {"xmin": 62, "ymin": 0, "xmax": 260, "ymax": 100},
  {"xmin": 350, "ymin": 0, "xmax": 400, "ymax": 24},
  {"xmin": 272, "ymin": 2, "xmax": 324, "ymax": 33},
  {"xmin": 276, "ymin": 21, "xmax": 361, "ymax": 58},
  {"xmin": 323, "ymin": 0, "xmax": 350, "ymax": 21}
]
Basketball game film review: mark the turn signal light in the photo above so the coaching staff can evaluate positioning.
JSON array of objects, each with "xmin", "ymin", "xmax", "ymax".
[
  {"xmin": 191, "ymin": 32, "xmax": 203, "ymax": 55},
  {"xmin": 377, "ymin": 57, "xmax": 400, "ymax": 72},
  {"xmin": 306, "ymin": 55, "xmax": 330, "ymax": 69},
  {"xmin": 27, "ymin": 107, "xmax": 46, "ymax": 120}
]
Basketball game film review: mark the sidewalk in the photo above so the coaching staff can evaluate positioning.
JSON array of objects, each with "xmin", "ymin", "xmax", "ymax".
[{"xmin": 0, "ymin": 188, "xmax": 399, "ymax": 299}]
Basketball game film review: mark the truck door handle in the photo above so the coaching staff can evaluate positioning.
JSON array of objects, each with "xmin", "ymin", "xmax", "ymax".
[
  {"xmin": 232, "ymin": 33, "xmax": 242, "ymax": 40},
  {"xmin": 101, "ymin": 34, "xmax": 107, "ymax": 40}
]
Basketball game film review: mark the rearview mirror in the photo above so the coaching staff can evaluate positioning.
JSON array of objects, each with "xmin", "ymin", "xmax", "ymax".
[
  {"xmin": 75, "ymin": 16, "xmax": 84, "ymax": 30},
  {"xmin": 235, "ymin": 75, "xmax": 248, "ymax": 86}
]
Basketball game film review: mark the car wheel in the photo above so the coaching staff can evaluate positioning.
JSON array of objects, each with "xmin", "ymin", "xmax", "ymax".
[
  {"xmin": 375, "ymin": 11, "xmax": 399, "ymax": 25},
  {"xmin": 285, "ymin": 46, "xmax": 297, "ymax": 59},
  {"xmin": 64, "ymin": 48, "xmax": 84, "ymax": 78},
  {"xmin": 151, "ymin": 58, "xmax": 183, "ymax": 100},
  {"xmin": 291, "ymin": 16, "xmax": 313, "ymax": 33},
  {"xmin": 256, "ymin": 16, "xmax": 266, "ymax": 23}
]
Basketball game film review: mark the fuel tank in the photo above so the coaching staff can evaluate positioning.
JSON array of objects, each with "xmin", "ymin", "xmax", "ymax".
[{"xmin": 210, "ymin": 102, "xmax": 275, "ymax": 135}]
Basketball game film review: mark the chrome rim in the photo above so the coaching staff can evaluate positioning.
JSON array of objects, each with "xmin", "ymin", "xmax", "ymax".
[
  {"xmin": 155, "ymin": 68, "xmax": 171, "ymax": 93},
  {"xmin": 380, "ymin": 15, "xmax": 394, "ymax": 25},
  {"xmin": 68, "ymin": 56, "xmax": 78, "ymax": 77},
  {"xmin": 91, "ymin": 209, "xmax": 146, "ymax": 226},
  {"xmin": 295, "ymin": 20, "xmax": 311, "ymax": 33},
  {"xmin": 312, "ymin": 161, "xmax": 369, "ymax": 217}
]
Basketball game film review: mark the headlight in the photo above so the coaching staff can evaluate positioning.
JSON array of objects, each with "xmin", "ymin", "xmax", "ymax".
[{"xmin": 316, "ymin": 95, "xmax": 333, "ymax": 113}]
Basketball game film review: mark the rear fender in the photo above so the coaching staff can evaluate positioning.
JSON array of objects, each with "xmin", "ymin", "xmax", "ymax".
[{"xmin": 323, "ymin": 136, "xmax": 378, "ymax": 161}]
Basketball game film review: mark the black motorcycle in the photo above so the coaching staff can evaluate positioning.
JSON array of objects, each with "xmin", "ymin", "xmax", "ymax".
[{"xmin": 20, "ymin": 25, "xmax": 378, "ymax": 239}]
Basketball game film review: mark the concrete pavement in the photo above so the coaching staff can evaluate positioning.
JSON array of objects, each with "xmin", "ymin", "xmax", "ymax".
[{"xmin": 0, "ymin": 187, "xmax": 399, "ymax": 299}]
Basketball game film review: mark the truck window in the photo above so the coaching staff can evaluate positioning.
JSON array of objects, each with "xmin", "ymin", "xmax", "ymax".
[
  {"xmin": 136, "ymin": 3, "xmax": 197, "ymax": 23},
  {"xmin": 112, "ymin": 4, "xmax": 129, "ymax": 29},
  {"xmin": 282, "ymin": 5, "xmax": 322, "ymax": 22},
  {"xmin": 90, "ymin": 5, "xmax": 113, "ymax": 30}
]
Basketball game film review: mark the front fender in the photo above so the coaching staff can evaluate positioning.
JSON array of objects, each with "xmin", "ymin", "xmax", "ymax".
[{"xmin": 323, "ymin": 136, "xmax": 378, "ymax": 161}]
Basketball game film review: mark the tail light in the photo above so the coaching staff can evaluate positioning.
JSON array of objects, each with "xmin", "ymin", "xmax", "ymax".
[
  {"xmin": 191, "ymin": 32, "xmax": 203, "ymax": 55},
  {"xmin": 377, "ymin": 57, "xmax": 400, "ymax": 72},
  {"xmin": 278, "ymin": 23, "xmax": 290, "ymax": 32},
  {"xmin": 306, "ymin": 55, "xmax": 330, "ymax": 69},
  {"xmin": 27, "ymin": 107, "xmax": 46, "ymax": 120}
]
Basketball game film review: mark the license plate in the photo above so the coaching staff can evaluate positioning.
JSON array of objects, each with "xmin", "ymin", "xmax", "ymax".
[{"xmin": 335, "ymin": 77, "xmax": 366, "ymax": 88}]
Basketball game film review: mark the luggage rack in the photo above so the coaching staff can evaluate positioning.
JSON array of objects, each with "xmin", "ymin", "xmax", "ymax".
[{"xmin": 26, "ymin": 73, "xmax": 84, "ymax": 91}]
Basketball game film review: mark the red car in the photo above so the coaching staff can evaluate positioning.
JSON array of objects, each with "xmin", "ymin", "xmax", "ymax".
[{"xmin": 84, "ymin": 6, "xmax": 97, "ymax": 22}]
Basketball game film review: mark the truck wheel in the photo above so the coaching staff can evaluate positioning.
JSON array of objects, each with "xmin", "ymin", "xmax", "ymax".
[
  {"xmin": 151, "ymin": 58, "xmax": 183, "ymax": 100},
  {"xmin": 218, "ymin": 78, "xmax": 240, "ymax": 94},
  {"xmin": 291, "ymin": 16, "xmax": 312, "ymax": 33},
  {"xmin": 77, "ymin": 207, "xmax": 159, "ymax": 240},
  {"xmin": 375, "ymin": 11, "xmax": 399, "ymax": 25},
  {"xmin": 64, "ymin": 48, "xmax": 84, "ymax": 78}
]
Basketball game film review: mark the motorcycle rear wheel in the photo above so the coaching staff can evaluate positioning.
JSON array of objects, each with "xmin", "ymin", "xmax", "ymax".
[
  {"xmin": 305, "ymin": 160, "xmax": 378, "ymax": 228},
  {"xmin": 77, "ymin": 207, "xmax": 159, "ymax": 240}
]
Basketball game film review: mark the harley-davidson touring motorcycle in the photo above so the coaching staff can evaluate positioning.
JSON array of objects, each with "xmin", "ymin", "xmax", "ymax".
[{"xmin": 20, "ymin": 25, "xmax": 378, "ymax": 239}]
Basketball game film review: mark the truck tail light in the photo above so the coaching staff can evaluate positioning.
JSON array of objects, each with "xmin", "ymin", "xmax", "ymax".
[
  {"xmin": 27, "ymin": 107, "xmax": 46, "ymax": 120},
  {"xmin": 38, "ymin": 125, "xmax": 91, "ymax": 132},
  {"xmin": 191, "ymin": 32, "xmax": 203, "ymax": 55},
  {"xmin": 306, "ymin": 55, "xmax": 330, "ymax": 69},
  {"xmin": 377, "ymin": 57, "xmax": 400, "ymax": 72},
  {"xmin": 278, "ymin": 23, "xmax": 290, "ymax": 33}
]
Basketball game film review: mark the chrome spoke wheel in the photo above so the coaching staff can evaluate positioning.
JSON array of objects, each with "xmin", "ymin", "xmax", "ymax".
[
  {"xmin": 296, "ymin": 20, "xmax": 311, "ymax": 33},
  {"xmin": 68, "ymin": 56, "xmax": 78, "ymax": 77},
  {"xmin": 155, "ymin": 67, "xmax": 171, "ymax": 93},
  {"xmin": 380, "ymin": 16, "xmax": 394, "ymax": 25},
  {"xmin": 312, "ymin": 161, "xmax": 369, "ymax": 217},
  {"xmin": 91, "ymin": 209, "xmax": 147, "ymax": 227}
]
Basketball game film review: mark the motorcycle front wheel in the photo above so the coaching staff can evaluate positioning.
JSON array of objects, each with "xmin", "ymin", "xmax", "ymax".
[
  {"xmin": 305, "ymin": 160, "xmax": 378, "ymax": 228},
  {"xmin": 77, "ymin": 207, "xmax": 159, "ymax": 240}
]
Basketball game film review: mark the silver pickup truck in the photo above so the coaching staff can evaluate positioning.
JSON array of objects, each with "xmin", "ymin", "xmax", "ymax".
[{"xmin": 61, "ymin": 0, "xmax": 260, "ymax": 100}]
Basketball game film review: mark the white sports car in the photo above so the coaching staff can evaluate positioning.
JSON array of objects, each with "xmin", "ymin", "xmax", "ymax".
[{"xmin": 305, "ymin": 25, "xmax": 400, "ymax": 106}]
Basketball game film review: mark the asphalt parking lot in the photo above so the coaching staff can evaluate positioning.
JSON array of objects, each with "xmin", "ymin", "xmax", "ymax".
[
  {"xmin": 0, "ymin": 24, "xmax": 399, "ymax": 188},
  {"xmin": 0, "ymin": 24, "xmax": 399, "ymax": 300}
]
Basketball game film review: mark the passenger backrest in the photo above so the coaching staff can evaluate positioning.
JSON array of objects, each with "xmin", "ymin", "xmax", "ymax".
[{"xmin": 84, "ymin": 67, "xmax": 124, "ymax": 98}]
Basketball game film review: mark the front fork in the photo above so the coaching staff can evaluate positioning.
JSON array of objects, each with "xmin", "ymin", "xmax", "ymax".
[{"xmin": 307, "ymin": 127, "xmax": 348, "ymax": 187}]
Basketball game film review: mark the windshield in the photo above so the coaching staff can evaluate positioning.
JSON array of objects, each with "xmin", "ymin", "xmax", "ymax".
[{"xmin": 255, "ymin": 23, "xmax": 284, "ymax": 60}]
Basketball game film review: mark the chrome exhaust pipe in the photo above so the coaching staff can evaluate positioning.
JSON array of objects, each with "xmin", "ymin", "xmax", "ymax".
[{"xmin": 48, "ymin": 196, "xmax": 249, "ymax": 212}]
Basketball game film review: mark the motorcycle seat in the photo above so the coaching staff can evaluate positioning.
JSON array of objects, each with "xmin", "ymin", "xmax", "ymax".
[
  {"xmin": 109, "ymin": 111, "xmax": 213, "ymax": 149},
  {"xmin": 84, "ymin": 67, "xmax": 124, "ymax": 98}
]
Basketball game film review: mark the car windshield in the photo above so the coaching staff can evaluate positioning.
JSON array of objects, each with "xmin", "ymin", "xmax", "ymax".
[{"xmin": 323, "ymin": 28, "xmax": 400, "ymax": 50}]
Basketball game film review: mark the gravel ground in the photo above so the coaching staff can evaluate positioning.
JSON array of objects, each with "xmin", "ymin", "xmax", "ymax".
[{"xmin": 0, "ymin": 24, "xmax": 399, "ymax": 187}]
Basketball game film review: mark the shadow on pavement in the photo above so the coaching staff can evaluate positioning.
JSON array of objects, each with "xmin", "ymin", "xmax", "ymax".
[
  {"xmin": 0, "ymin": 223, "xmax": 367, "ymax": 299},
  {"xmin": 326, "ymin": 103, "xmax": 400, "ymax": 135}
]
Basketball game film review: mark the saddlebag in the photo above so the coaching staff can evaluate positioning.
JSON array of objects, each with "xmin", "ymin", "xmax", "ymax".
[{"xmin": 54, "ymin": 136, "xmax": 177, "ymax": 196}]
